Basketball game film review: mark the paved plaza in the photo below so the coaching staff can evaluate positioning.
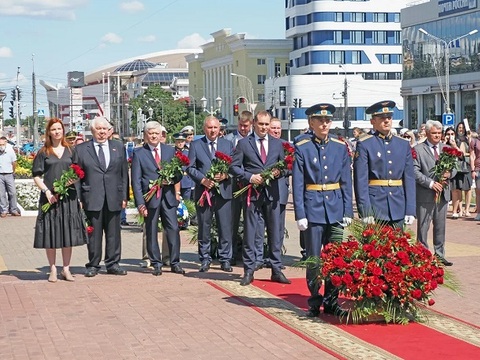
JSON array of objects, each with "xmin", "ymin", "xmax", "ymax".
[{"xmin": 0, "ymin": 202, "xmax": 479, "ymax": 359}]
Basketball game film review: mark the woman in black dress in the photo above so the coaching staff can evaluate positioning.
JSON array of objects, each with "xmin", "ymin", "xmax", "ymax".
[{"xmin": 33, "ymin": 118, "xmax": 87, "ymax": 282}]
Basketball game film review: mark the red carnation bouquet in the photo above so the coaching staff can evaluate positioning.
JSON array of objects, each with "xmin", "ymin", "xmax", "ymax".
[
  {"xmin": 198, "ymin": 151, "xmax": 232, "ymax": 207},
  {"xmin": 432, "ymin": 146, "xmax": 462, "ymax": 203},
  {"xmin": 233, "ymin": 142, "xmax": 294, "ymax": 205},
  {"xmin": 42, "ymin": 164, "xmax": 85, "ymax": 212},
  {"xmin": 144, "ymin": 151, "xmax": 190, "ymax": 202},
  {"xmin": 303, "ymin": 220, "xmax": 458, "ymax": 324}
]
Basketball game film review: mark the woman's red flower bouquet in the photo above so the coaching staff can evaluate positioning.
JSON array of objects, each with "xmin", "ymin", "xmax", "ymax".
[
  {"xmin": 144, "ymin": 151, "xmax": 190, "ymax": 202},
  {"xmin": 310, "ymin": 221, "xmax": 456, "ymax": 324},
  {"xmin": 198, "ymin": 151, "xmax": 232, "ymax": 207},
  {"xmin": 41, "ymin": 164, "xmax": 85, "ymax": 212}
]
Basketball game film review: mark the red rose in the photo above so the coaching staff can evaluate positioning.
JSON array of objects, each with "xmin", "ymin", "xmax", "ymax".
[
  {"xmin": 411, "ymin": 289, "xmax": 422, "ymax": 299},
  {"xmin": 372, "ymin": 287, "xmax": 383, "ymax": 297},
  {"xmin": 341, "ymin": 273, "xmax": 353, "ymax": 285},
  {"xmin": 428, "ymin": 298, "xmax": 435, "ymax": 306},
  {"xmin": 411, "ymin": 148, "xmax": 417, "ymax": 160},
  {"xmin": 86, "ymin": 226, "xmax": 94, "ymax": 235},
  {"xmin": 331, "ymin": 275, "xmax": 342, "ymax": 287}
]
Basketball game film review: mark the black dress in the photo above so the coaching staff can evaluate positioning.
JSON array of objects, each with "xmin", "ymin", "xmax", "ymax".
[{"xmin": 33, "ymin": 148, "xmax": 88, "ymax": 249}]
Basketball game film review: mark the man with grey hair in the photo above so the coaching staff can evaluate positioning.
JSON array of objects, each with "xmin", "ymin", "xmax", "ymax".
[
  {"xmin": 131, "ymin": 120, "xmax": 185, "ymax": 275},
  {"xmin": 73, "ymin": 116, "xmax": 130, "ymax": 277},
  {"xmin": 413, "ymin": 119, "xmax": 454, "ymax": 266},
  {"xmin": 0, "ymin": 136, "xmax": 21, "ymax": 217}
]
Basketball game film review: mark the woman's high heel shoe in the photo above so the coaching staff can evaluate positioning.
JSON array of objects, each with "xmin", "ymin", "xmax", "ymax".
[
  {"xmin": 60, "ymin": 269, "xmax": 75, "ymax": 282},
  {"xmin": 48, "ymin": 268, "xmax": 57, "ymax": 283}
]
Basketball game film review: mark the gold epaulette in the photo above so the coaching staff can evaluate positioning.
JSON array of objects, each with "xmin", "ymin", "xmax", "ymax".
[
  {"xmin": 358, "ymin": 134, "xmax": 373, "ymax": 142},
  {"xmin": 330, "ymin": 138, "xmax": 345, "ymax": 144},
  {"xmin": 296, "ymin": 139, "xmax": 311, "ymax": 146}
]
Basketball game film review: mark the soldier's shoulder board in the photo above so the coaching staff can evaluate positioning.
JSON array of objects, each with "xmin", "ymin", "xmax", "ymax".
[
  {"xmin": 330, "ymin": 138, "xmax": 344, "ymax": 145},
  {"xmin": 358, "ymin": 134, "xmax": 373, "ymax": 142},
  {"xmin": 296, "ymin": 139, "xmax": 311, "ymax": 146}
]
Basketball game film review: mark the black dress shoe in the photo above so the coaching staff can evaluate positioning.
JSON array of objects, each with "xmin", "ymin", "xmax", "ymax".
[
  {"xmin": 85, "ymin": 268, "xmax": 98, "ymax": 277},
  {"xmin": 120, "ymin": 221, "xmax": 130, "ymax": 226},
  {"xmin": 199, "ymin": 262, "xmax": 210, "ymax": 272},
  {"xmin": 271, "ymin": 271, "xmax": 291, "ymax": 284},
  {"xmin": 152, "ymin": 266, "xmax": 162, "ymax": 276},
  {"xmin": 323, "ymin": 303, "xmax": 348, "ymax": 316},
  {"xmin": 240, "ymin": 272, "xmax": 254, "ymax": 286},
  {"xmin": 220, "ymin": 262, "xmax": 233, "ymax": 272},
  {"xmin": 171, "ymin": 264, "xmax": 186, "ymax": 275},
  {"xmin": 106, "ymin": 266, "xmax": 127, "ymax": 275},
  {"xmin": 306, "ymin": 307, "xmax": 320, "ymax": 318},
  {"xmin": 436, "ymin": 255, "xmax": 453, "ymax": 266}
]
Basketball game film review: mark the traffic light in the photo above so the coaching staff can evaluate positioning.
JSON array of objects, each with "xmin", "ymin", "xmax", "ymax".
[
  {"xmin": 233, "ymin": 104, "xmax": 239, "ymax": 117},
  {"xmin": 298, "ymin": 98, "xmax": 302, "ymax": 108},
  {"xmin": 290, "ymin": 111, "xmax": 295, "ymax": 122},
  {"xmin": 9, "ymin": 107, "xmax": 14, "ymax": 118},
  {"xmin": 293, "ymin": 98, "xmax": 298, "ymax": 108}
]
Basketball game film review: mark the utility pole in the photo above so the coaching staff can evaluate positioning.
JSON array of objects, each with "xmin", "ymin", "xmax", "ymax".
[
  {"xmin": 15, "ymin": 67, "xmax": 21, "ymax": 149},
  {"xmin": 343, "ymin": 75, "xmax": 348, "ymax": 137},
  {"xmin": 32, "ymin": 54, "xmax": 39, "ymax": 148}
]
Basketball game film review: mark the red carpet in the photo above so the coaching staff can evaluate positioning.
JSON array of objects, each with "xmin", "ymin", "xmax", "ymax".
[{"xmin": 252, "ymin": 278, "xmax": 480, "ymax": 359}]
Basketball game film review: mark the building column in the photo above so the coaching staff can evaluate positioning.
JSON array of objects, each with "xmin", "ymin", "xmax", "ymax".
[
  {"xmin": 476, "ymin": 90, "xmax": 480, "ymax": 130},
  {"xmin": 417, "ymin": 95, "xmax": 424, "ymax": 126},
  {"xmin": 435, "ymin": 93, "xmax": 442, "ymax": 116},
  {"xmin": 455, "ymin": 91, "xmax": 462, "ymax": 127},
  {"xmin": 404, "ymin": 97, "xmax": 410, "ymax": 128}
]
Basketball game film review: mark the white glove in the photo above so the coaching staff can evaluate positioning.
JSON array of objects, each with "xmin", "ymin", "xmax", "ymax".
[
  {"xmin": 342, "ymin": 217, "xmax": 352, "ymax": 226},
  {"xmin": 404, "ymin": 215, "xmax": 415, "ymax": 225},
  {"xmin": 362, "ymin": 216, "xmax": 375, "ymax": 224},
  {"xmin": 297, "ymin": 218, "xmax": 308, "ymax": 231}
]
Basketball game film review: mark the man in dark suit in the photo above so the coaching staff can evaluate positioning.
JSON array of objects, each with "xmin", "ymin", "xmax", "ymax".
[
  {"xmin": 413, "ymin": 120, "xmax": 454, "ymax": 266},
  {"xmin": 187, "ymin": 116, "xmax": 234, "ymax": 272},
  {"xmin": 292, "ymin": 104, "xmax": 353, "ymax": 317},
  {"xmin": 231, "ymin": 110, "xmax": 290, "ymax": 286},
  {"xmin": 131, "ymin": 121, "xmax": 186, "ymax": 276},
  {"xmin": 73, "ymin": 116, "xmax": 129, "ymax": 277},
  {"xmin": 224, "ymin": 110, "xmax": 253, "ymax": 264},
  {"xmin": 353, "ymin": 100, "xmax": 416, "ymax": 228}
]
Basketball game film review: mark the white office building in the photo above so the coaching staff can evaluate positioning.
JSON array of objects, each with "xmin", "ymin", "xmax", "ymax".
[{"xmin": 266, "ymin": 0, "xmax": 411, "ymax": 137}]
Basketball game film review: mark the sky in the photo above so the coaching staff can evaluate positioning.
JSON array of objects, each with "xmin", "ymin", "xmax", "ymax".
[{"xmin": 0, "ymin": 0, "xmax": 285, "ymax": 115}]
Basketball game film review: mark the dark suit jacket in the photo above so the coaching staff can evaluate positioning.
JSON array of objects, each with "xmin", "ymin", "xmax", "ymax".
[
  {"xmin": 187, "ymin": 136, "xmax": 234, "ymax": 201},
  {"xmin": 230, "ymin": 134, "xmax": 284, "ymax": 202},
  {"xmin": 413, "ymin": 141, "xmax": 456, "ymax": 203},
  {"xmin": 131, "ymin": 143, "xmax": 181, "ymax": 209},
  {"xmin": 73, "ymin": 139, "xmax": 128, "ymax": 212}
]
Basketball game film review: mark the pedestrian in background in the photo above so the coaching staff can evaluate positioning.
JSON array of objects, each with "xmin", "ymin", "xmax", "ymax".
[{"xmin": 0, "ymin": 136, "xmax": 21, "ymax": 218}]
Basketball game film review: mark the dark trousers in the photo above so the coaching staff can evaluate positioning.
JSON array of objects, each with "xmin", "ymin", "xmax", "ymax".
[
  {"xmin": 196, "ymin": 195, "xmax": 232, "ymax": 264},
  {"xmin": 243, "ymin": 195, "xmax": 282, "ymax": 274},
  {"xmin": 158, "ymin": 197, "xmax": 181, "ymax": 266},
  {"xmin": 85, "ymin": 202, "xmax": 122, "ymax": 270},
  {"xmin": 305, "ymin": 223, "xmax": 342, "ymax": 309}
]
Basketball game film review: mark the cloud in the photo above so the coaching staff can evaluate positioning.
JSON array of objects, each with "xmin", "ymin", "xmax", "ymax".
[
  {"xmin": 138, "ymin": 35, "xmax": 156, "ymax": 42},
  {"xmin": 0, "ymin": 0, "xmax": 86, "ymax": 20},
  {"xmin": 120, "ymin": 1, "xmax": 144, "ymax": 12},
  {"xmin": 101, "ymin": 33, "xmax": 123, "ymax": 44},
  {"xmin": 0, "ymin": 47, "xmax": 13, "ymax": 58},
  {"xmin": 176, "ymin": 33, "xmax": 208, "ymax": 49}
]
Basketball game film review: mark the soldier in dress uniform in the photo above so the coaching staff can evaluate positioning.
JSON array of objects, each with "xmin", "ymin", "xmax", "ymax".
[
  {"xmin": 292, "ymin": 103, "xmax": 353, "ymax": 317},
  {"xmin": 353, "ymin": 100, "xmax": 415, "ymax": 227},
  {"xmin": 219, "ymin": 118, "xmax": 228, "ymax": 138}
]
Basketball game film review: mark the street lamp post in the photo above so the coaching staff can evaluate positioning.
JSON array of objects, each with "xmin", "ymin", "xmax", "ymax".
[
  {"xmin": 339, "ymin": 64, "xmax": 348, "ymax": 136},
  {"xmin": 145, "ymin": 98, "xmax": 164, "ymax": 126},
  {"xmin": 418, "ymin": 28, "xmax": 478, "ymax": 115},
  {"xmin": 231, "ymin": 73, "xmax": 255, "ymax": 113},
  {"xmin": 201, "ymin": 96, "xmax": 222, "ymax": 116}
]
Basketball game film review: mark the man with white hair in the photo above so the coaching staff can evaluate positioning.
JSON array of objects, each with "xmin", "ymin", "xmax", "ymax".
[{"xmin": 73, "ymin": 116, "xmax": 130, "ymax": 277}]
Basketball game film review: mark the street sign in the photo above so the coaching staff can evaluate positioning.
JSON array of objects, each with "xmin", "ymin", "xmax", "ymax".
[
  {"xmin": 442, "ymin": 113, "xmax": 454, "ymax": 127},
  {"xmin": 37, "ymin": 109, "xmax": 45, "ymax": 117}
]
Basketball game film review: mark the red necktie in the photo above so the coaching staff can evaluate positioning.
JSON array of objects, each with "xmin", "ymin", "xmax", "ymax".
[
  {"xmin": 259, "ymin": 138, "xmax": 267, "ymax": 164},
  {"xmin": 153, "ymin": 147, "xmax": 160, "ymax": 166},
  {"xmin": 433, "ymin": 145, "xmax": 439, "ymax": 161}
]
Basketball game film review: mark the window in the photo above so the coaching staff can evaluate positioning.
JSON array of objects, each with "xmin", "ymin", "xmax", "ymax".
[
  {"xmin": 350, "ymin": 31, "xmax": 364, "ymax": 44},
  {"xmin": 257, "ymin": 75, "xmax": 266, "ymax": 85},
  {"xmin": 285, "ymin": 63, "xmax": 290, "ymax": 75},
  {"xmin": 330, "ymin": 51, "xmax": 345, "ymax": 64},
  {"xmin": 373, "ymin": 13, "xmax": 387, "ymax": 22},
  {"xmin": 257, "ymin": 58, "xmax": 266, "ymax": 65},
  {"xmin": 394, "ymin": 13, "xmax": 400, "ymax": 23},
  {"xmin": 380, "ymin": 54, "xmax": 390, "ymax": 64},
  {"xmin": 258, "ymin": 93, "xmax": 265, "ymax": 103},
  {"xmin": 393, "ymin": 31, "xmax": 401, "ymax": 44},
  {"xmin": 373, "ymin": 31, "xmax": 387, "ymax": 44},
  {"xmin": 334, "ymin": 31, "xmax": 343, "ymax": 44},
  {"xmin": 351, "ymin": 12, "xmax": 365, "ymax": 22},
  {"xmin": 335, "ymin": 12, "xmax": 343, "ymax": 22},
  {"xmin": 352, "ymin": 51, "xmax": 362, "ymax": 64},
  {"xmin": 275, "ymin": 63, "xmax": 281, "ymax": 76}
]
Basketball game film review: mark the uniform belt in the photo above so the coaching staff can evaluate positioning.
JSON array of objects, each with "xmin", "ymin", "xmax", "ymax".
[
  {"xmin": 0, "ymin": 173, "xmax": 13, "ymax": 175},
  {"xmin": 368, "ymin": 179, "xmax": 402, "ymax": 186},
  {"xmin": 306, "ymin": 183, "xmax": 340, "ymax": 191}
]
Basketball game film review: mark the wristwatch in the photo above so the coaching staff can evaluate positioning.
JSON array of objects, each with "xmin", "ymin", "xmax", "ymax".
[{"xmin": 41, "ymin": 188, "xmax": 49, "ymax": 193}]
